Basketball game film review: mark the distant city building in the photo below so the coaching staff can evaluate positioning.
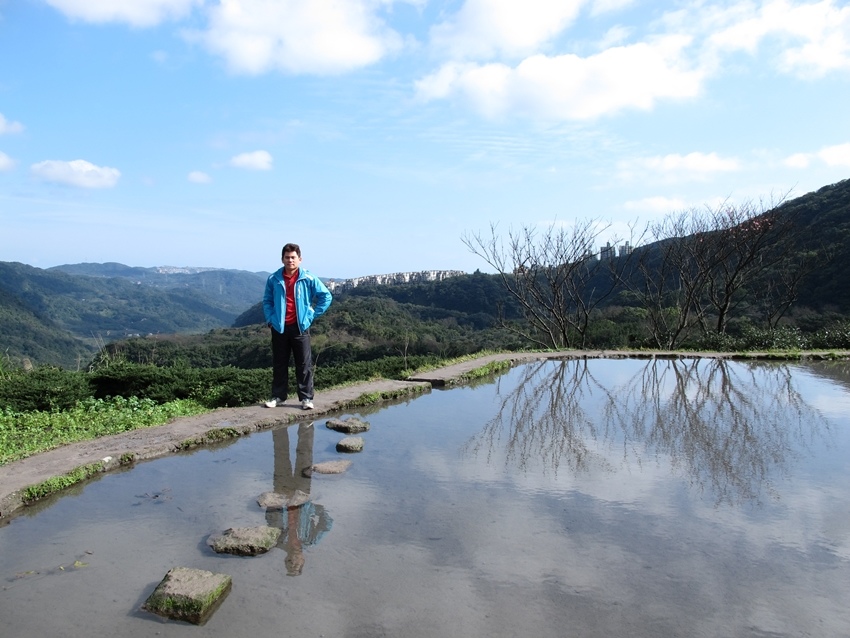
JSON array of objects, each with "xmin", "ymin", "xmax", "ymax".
[
  {"xmin": 599, "ymin": 242, "xmax": 616, "ymax": 260},
  {"xmin": 618, "ymin": 241, "xmax": 633, "ymax": 257},
  {"xmin": 325, "ymin": 270, "xmax": 465, "ymax": 293}
]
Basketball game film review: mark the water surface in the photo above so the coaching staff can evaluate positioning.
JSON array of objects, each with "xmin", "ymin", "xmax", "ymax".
[{"xmin": 1, "ymin": 358, "xmax": 849, "ymax": 637}]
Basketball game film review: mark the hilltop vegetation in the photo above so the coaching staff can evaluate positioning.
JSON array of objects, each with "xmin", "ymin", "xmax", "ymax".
[{"xmin": 1, "ymin": 178, "xmax": 849, "ymax": 370}]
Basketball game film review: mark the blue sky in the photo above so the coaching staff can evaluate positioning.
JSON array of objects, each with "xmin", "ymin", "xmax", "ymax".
[{"xmin": 1, "ymin": 0, "xmax": 849, "ymax": 279}]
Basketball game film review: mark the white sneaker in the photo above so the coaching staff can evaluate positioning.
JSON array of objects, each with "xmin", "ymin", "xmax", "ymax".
[
  {"xmin": 301, "ymin": 399, "xmax": 314, "ymax": 410},
  {"xmin": 264, "ymin": 397, "xmax": 281, "ymax": 408}
]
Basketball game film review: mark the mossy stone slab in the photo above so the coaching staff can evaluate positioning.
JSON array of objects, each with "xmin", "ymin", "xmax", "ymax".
[{"xmin": 143, "ymin": 566, "xmax": 232, "ymax": 625}]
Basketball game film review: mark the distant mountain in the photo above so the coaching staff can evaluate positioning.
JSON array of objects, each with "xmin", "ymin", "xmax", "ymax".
[
  {"xmin": 49, "ymin": 262, "xmax": 268, "ymax": 311},
  {"xmin": 0, "ymin": 262, "xmax": 268, "ymax": 368}
]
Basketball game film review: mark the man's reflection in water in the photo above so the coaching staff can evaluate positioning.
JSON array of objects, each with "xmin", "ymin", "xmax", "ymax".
[{"xmin": 265, "ymin": 423, "xmax": 333, "ymax": 576}]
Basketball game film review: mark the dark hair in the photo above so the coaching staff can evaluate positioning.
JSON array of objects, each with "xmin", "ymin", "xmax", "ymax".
[{"xmin": 281, "ymin": 243, "xmax": 301, "ymax": 258}]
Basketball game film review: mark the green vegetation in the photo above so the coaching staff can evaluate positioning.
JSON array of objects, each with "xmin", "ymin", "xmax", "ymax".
[
  {"xmin": 0, "ymin": 396, "xmax": 207, "ymax": 464},
  {"xmin": 0, "ymin": 351, "xmax": 488, "ymax": 465},
  {"xmin": 22, "ymin": 462, "xmax": 107, "ymax": 503},
  {"xmin": 177, "ymin": 426, "xmax": 244, "ymax": 451},
  {"xmin": 443, "ymin": 359, "xmax": 514, "ymax": 386},
  {"xmin": 336, "ymin": 385, "xmax": 429, "ymax": 410}
]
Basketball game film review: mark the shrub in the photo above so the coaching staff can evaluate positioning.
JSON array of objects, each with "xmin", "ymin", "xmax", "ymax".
[{"xmin": 0, "ymin": 366, "xmax": 93, "ymax": 412}]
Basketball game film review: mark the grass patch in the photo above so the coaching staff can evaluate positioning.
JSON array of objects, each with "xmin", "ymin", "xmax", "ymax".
[
  {"xmin": 338, "ymin": 385, "xmax": 429, "ymax": 409},
  {"xmin": 177, "ymin": 426, "xmax": 243, "ymax": 451},
  {"xmin": 448, "ymin": 359, "xmax": 513, "ymax": 385},
  {"xmin": 0, "ymin": 396, "xmax": 209, "ymax": 465},
  {"xmin": 22, "ymin": 462, "xmax": 105, "ymax": 503}
]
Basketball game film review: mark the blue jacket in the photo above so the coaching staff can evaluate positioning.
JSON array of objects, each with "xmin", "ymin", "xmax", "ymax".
[{"xmin": 263, "ymin": 267, "xmax": 332, "ymax": 334}]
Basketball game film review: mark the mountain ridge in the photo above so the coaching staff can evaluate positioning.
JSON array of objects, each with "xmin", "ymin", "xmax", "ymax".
[{"xmin": 2, "ymin": 177, "xmax": 849, "ymax": 368}]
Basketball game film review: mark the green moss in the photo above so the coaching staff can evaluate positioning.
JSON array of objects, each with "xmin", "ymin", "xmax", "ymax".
[
  {"xmin": 339, "ymin": 385, "xmax": 428, "ymax": 409},
  {"xmin": 21, "ymin": 462, "xmax": 105, "ymax": 503},
  {"xmin": 177, "ymin": 426, "xmax": 242, "ymax": 451},
  {"xmin": 143, "ymin": 567, "xmax": 232, "ymax": 625},
  {"xmin": 445, "ymin": 359, "xmax": 513, "ymax": 386},
  {"xmin": 205, "ymin": 426, "xmax": 240, "ymax": 441}
]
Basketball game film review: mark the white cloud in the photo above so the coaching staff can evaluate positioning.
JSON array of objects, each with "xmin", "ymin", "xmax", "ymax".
[
  {"xmin": 617, "ymin": 151, "xmax": 741, "ymax": 184},
  {"xmin": 708, "ymin": 0, "xmax": 850, "ymax": 78},
  {"xmin": 0, "ymin": 113, "xmax": 24, "ymax": 134},
  {"xmin": 818, "ymin": 142, "xmax": 850, "ymax": 167},
  {"xmin": 429, "ymin": 0, "xmax": 585, "ymax": 60},
  {"xmin": 783, "ymin": 152, "xmax": 812, "ymax": 168},
  {"xmin": 416, "ymin": 36, "xmax": 703, "ymax": 121},
  {"xmin": 43, "ymin": 0, "xmax": 202, "ymax": 27},
  {"xmin": 623, "ymin": 195, "xmax": 689, "ymax": 214},
  {"xmin": 229, "ymin": 150, "xmax": 273, "ymax": 170},
  {"xmin": 190, "ymin": 0, "xmax": 403, "ymax": 75},
  {"xmin": 590, "ymin": 0, "xmax": 636, "ymax": 17},
  {"xmin": 31, "ymin": 159, "xmax": 121, "ymax": 188},
  {"xmin": 641, "ymin": 151, "xmax": 741, "ymax": 173},
  {"xmin": 596, "ymin": 24, "xmax": 633, "ymax": 50},
  {"xmin": 785, "ymin": 142, "xmax": 850, "ymax": 168},
  {"xmin": 0, "ymin": 151, "xmax": 15, "ymax": 171},
  {"xmin": 188, "ymin": 170, "xmax": 212, "ymax": 183}
]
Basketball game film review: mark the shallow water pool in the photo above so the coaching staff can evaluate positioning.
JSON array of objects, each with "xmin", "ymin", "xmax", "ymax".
[{"xmin": 1, "ymin": 358, "xmax": 849, "ymax": 637}]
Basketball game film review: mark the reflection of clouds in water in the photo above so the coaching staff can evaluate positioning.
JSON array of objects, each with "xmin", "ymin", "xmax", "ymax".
[
  {"xmin": 336, "ymin": 437, "xmax": 849, "ymax": 637},
  {"xmin": 807, "ymin": 391, "xmax": 850, "ymax": 419}
]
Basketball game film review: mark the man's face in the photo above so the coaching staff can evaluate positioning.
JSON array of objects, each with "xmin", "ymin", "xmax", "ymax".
[{"xmin": 283, "ymin": 250, "xmax": 302, "ymax": 275}]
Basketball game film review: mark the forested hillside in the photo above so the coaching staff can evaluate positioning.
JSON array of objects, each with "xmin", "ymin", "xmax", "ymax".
[
  {"xmin": 49, "ymin": 262, "xmax": 267, "ymax": 311},
  {"xmin": 102, "ymin": 293, "xmax": 521, "ymax": 370},
  {"xmin": 0, "ymin": 262, "xmax": 265, "ymax": 368},
  {"xmin": 776, "ymin": 179, "xmax": 850, "ymax": 311},
  {"xmin": 0, "ymin": 285, "xmax": 93, "ymax": 368},
  {"xmin": 2, "ymin": 178, "xmax": 849, "ymax": 369}
]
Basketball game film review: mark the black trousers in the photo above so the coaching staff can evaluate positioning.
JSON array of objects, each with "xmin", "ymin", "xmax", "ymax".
[{"xmin": 270, "ymin": 324, "xmax": 313, "ymax": 401}]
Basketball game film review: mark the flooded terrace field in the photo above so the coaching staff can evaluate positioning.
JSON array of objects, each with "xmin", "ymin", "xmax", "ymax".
[{"xmin": 1, "ymin": 357, "xmax": 849, "ymax": 637}]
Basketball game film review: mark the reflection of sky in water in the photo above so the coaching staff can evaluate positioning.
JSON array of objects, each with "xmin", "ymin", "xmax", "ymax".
[{"xmin": 1, "ymin": 359, "xmax": 849, "ymax": 637}]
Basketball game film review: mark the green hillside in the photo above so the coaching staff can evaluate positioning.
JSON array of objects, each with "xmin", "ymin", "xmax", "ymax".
[
  {"xmin": 49, "ymin": 262, "xmax": 267, "ymax": 312},
  {"xmin": 2, "ymin": 178, "xmax": 849, "ymax": 369},
  {"xmin": 0, "ymin": 262, "xmax": 264, "ymax": 368},
  {"xmin": 775, "ymin": 179, "xmax": 850, "ymax": 311},
  {"xmin": 0, "ymin": 285, "xmax": 94, "ymax": 368}
]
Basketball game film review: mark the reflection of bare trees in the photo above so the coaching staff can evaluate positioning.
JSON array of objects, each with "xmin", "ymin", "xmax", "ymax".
[
  {"xmin": 464, "ymin": 359, "xmax": 614, "ymax": 476},
  {"xmin": 465, "ymin": 359, "xmax": 830, "ymax": 505}
]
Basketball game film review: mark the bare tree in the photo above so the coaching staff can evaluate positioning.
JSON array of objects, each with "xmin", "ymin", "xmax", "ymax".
[
  {"xmin": 622, "ymin": 196, "xmax": 804, "ymax": 347},
  {"xmin": 621, "ymin": 210, "xmax": 717, "ymax": 348},
  {"xmin": 697, "ymin": 197, "xmax": 798, "ymax": 334},
  {"xmin": 462, "ymin": 219, "xmax": 636, "ymax": 349},
  {"xmin": 752, "ymin": 249, "xmax": 826, "ymax": 328}
]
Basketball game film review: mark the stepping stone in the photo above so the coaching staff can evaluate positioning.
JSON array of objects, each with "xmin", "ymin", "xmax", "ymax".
[
  {"xmin": 326, "ymin": 417, "xmax": 371, "ymax": 433},
  {"xmin": 207, "ymin": 526, "xmax": 281, "ymax": 556},
  {"xmin": 304, "ymin": 459, "xmax": 353, "ymax": 476},
  {"xmin": 257, "ymin": 490, "xmax": 310, "ymax": 510},
  {"xmin": 143, "ymin": 566, "xmax": 231, "ymax": 625},
  {"xmin": 336, "ymin": 436, "xmax": 364, "ymax": 453}
]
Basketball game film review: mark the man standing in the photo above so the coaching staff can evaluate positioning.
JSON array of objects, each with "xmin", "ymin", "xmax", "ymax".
[{"xmin": 263, "ymin": 243, "xmax": 333, "ymax": 409}]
